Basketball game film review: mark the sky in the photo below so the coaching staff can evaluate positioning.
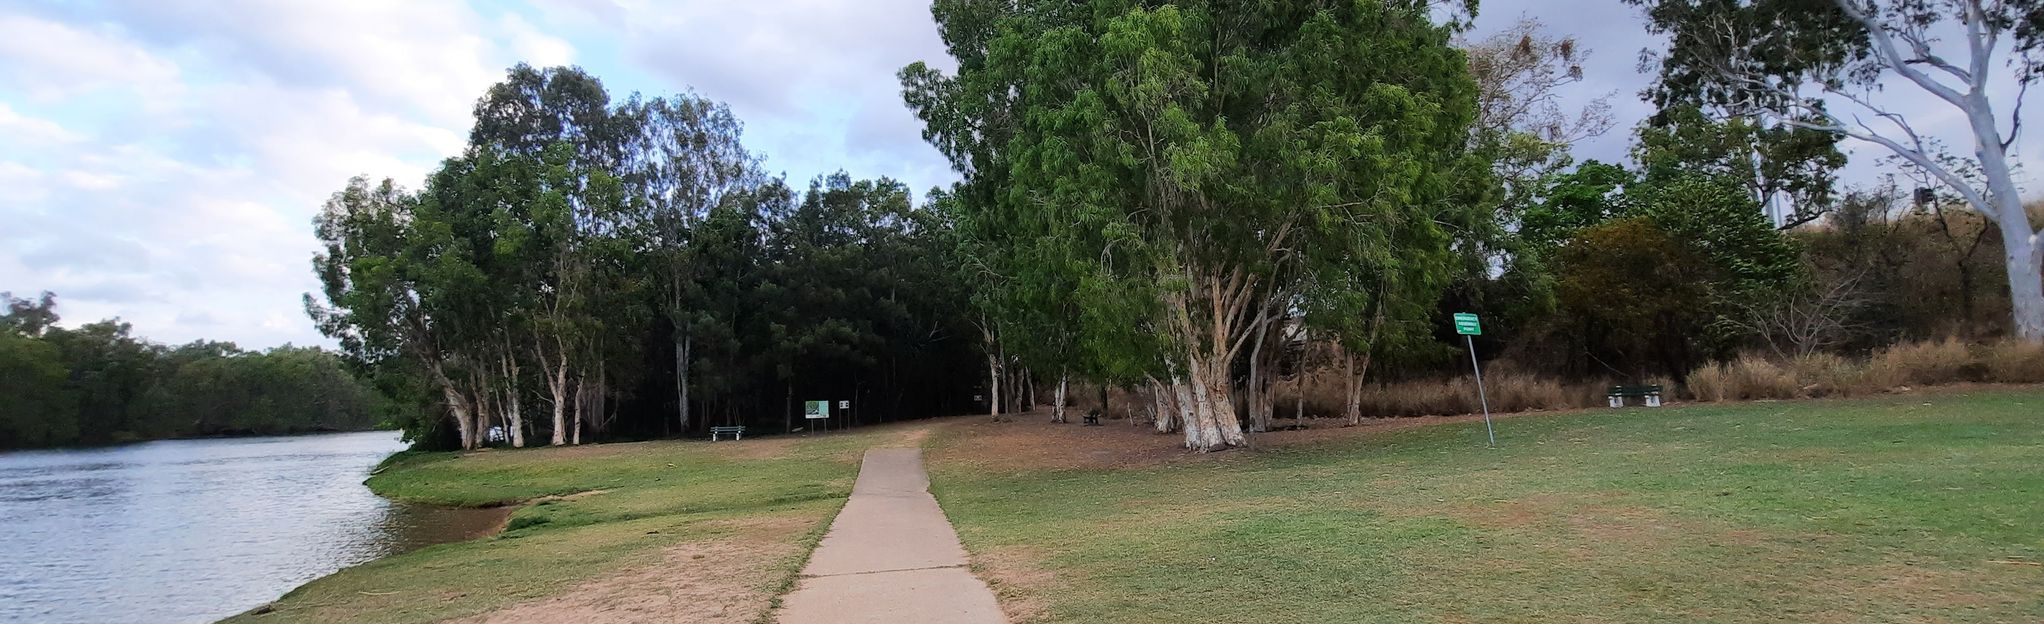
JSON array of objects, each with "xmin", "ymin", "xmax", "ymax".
[{"xmin": 0, "ymin": 0, "xmax": 2036, "ymax": 350}]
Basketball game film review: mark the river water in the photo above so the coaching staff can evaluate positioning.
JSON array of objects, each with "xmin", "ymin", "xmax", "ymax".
[{"xmin": 0, "ymin": 431, "xmax": 508, "ymax": 624}]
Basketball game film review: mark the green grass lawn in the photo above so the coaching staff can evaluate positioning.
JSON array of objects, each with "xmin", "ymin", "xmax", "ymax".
[
  {"xmin": 225, "ymin": 429, "xmax": 896, "ymax": 624},
  {"xmin": 927, "ymin": 389, "xmax": 2044, "ymax": 623}
]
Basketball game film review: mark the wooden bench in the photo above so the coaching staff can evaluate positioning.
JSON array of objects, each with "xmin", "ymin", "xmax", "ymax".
[
  {"xmin": 710, "ymin": 426, "xmax": 748, "ymax": 441},
  {"xmin": 1606, "ymin": 385, "xmax": 1664, "ymax": 408},
  {"xmin": 1082, "ymin": 408, "xmax": 1102, "ymax": 426}
]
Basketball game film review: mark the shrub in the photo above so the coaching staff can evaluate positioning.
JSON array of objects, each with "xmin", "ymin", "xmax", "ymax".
[
  {"xmin": 1980, "ymin": 339, "xmax": 2044, "ymax": 383},
  {"xmin": 1861, "ymin": 338, "xmax": 1976, "ymax": 390},
  {"xmin": 1787, "ymin": 352, "xmax": 1860, "ymax": 397},
  {"xmin": 1687, "ymin": 353, "xmax": 1799, "ymax": 401},
  {"xmin": 1485, "ymin": 371, "xmax": 1572, "ymax": 413}
]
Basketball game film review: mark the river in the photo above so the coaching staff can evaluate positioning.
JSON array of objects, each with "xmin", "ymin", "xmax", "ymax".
[{"xmin": 0, "ymin": 431, "xmax": 508, "ymax": 624}]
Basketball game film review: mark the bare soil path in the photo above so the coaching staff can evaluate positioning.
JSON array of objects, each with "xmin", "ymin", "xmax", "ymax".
[{"xmin": 775, "ymin": 447, "xmax": 1004, "ymax": 624}]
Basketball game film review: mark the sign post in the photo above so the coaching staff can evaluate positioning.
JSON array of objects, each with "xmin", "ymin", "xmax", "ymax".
[
  {"xmin": 1453, "ymin": 313, "xmax": 1496, "ymax": 448},
  {"xmin": 803, "ymin": 400, "xmax": 829, "ymax": 433}
]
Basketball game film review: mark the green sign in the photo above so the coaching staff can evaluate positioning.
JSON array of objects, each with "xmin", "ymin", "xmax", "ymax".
[
  {"xmin": 1453, "ymin": 312, "xmax": 1481, "ymax": 336},
  {"xmin": 803, "ymin": 400, "xmax": 829, "ymax": 420}
]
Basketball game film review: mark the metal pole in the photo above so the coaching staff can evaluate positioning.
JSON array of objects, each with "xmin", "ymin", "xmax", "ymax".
[{"xmin": 1466, "ymin": 334, "xmax": 1495, "ymax": 448}]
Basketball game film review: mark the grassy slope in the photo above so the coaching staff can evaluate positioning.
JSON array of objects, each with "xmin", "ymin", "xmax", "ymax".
[
  {"xmin": 225, "ymin": 430, "xmax": 890, "ymax": 624},
  {"xmin": 928, "ymin": 390, "xmax": 2044, "ymax": 623}
]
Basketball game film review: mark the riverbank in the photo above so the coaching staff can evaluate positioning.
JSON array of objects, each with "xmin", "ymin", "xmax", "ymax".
[
  {"xmin": 228, "ymin": 388, "xmax": 2044, "ymax": 623},
  {"xmin": 0, "ymin": 426, "xmax": 393, "ymax": 454},
  {"xmin": 224, "ymin": 427, "xmax": 914, "ymax": 624}
]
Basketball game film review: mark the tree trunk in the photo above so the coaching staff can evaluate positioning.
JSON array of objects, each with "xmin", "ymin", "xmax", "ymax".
[
  {"xmin": 428, "ymin": 361, "xmax": 476, "ymax": 451},
  {"xmin": 1343, "ymin": 349, "xmax": 1373, "ymax": 426},
  {"xmin": 545, "ymin": 350, "xmax": 569, "ymax": 446},
  {"xmin": 1180, "ymin": 353, "xmax": 1248, "ymax": 451},
  {"xmin": 503, "ymin": 343, "xmax": 525, "ymax": 448},
  {"xmin": 1145, "ymin": 380, "xmax": 1163, "ymax": 429},
  {"xmin": 986, "ymin": 351, "xmax": 1003, "ymax": 422},
  {"xmin": 1020, "ymin": 367, "xmax": 1035, "ymax": 412},
  {"xmin": 1963, "ymin": 88, "xmax": 2044, "ymax": 341},
  {"xmin": 676, "ymin": 334, "xmax": 692, "ymax": 434},
  {"xmin": 1154, "ymin": 378, "xmax": 1180, "ymax": 434},
  {"xmin": 1294, "ymin": 373, "xmax": 1305, "ymax": 421},
  {"xmin": 1052, "ymin": 372, "xmax": 1068, "ymax": 423},
  {"xmin": 2004, "ymin": 227, "xmax": 2044, "ymax": 339},
  {"xmin": 571, "ymin": 374, "xmax": 584, "ymax": 445},
  {"xmin": 1246, "ymin": 313, "xmax": 1273, "ymax": 433},
  {"xmin": 467, "ymin": 367, "xmax": 493, "ymax": 449}
]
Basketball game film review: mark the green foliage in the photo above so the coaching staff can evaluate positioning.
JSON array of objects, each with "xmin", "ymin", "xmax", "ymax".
[
  {"xmin": 310, "ymin": 65, "xmax": 984, "ymax": 448},
  {"xmin": 1635, "ymin": 105, "xmax": 1844, "ymax": 224},
  {"xmin": 1520, "ymin": 159, "xmax": 1634, "ymax": 250},
  {"xmin": 1551, "ymin": 218, "xmax": 1719, "ymax": 377},
  {"xmin": 0, "ymin": 295, "xmax": 378, "ymax": 449},
  {"xmin": 0, "ymin": 330, "xmax": 77, "ymax": 447},
  {"xmin": 905, "ymin": 0, "xmax": 1484, "ymax": 401},
  {"xmin": 1629, "ymin": 173, "xmax": 1803, "ymax": 300}
]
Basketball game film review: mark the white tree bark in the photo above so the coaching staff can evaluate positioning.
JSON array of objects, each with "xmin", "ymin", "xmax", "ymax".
[
  {"xmin": 502, "ymin": 341, "xmax": 525, "ymax": 448},
  {"xmin": 428, "ymin": 360, "xmax": 477, "ymax": 450},
  {"xmin": 571, "ymin": 374, "xmax": 585, "ymax": 446},
  {"xmin": 1180, "ymin": 352, "xmax": 1248, "ymax": 451},
  {"xmin": 1717, "ymin": 0, "xmax": 2044, "ymax": 339},
  {"xmin": 543, "ymin": 347, "xmax": 569, "ymax": 446},
  {"xmin": 1053, "ymin": 372, "xmax": 1069, "ymax": 423}
]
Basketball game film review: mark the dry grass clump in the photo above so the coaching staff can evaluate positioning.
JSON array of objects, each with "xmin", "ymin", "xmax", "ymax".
[
  {"xmin": 1349, "ymin": 370, "xmax": 1591, "ymax": 418},
  {"xmin": 1685, "ymin": 337, "xmax": 2044, "ymax": 401},
  {"xmin": 1787, "ymin": 352, "xmax": 1861, "ymax": 397},
  {"xmin": 1484, "ymin": 371, "xmax": 1573, "ymax": 413},
  {"xmin": 1860, "ymin": 338, "xmax": 1976, "ymax": 389},
  {"xmin": 1274, "ymin": 337, "xmax": 2044, "ymax": 417},
  {"xmin": 1980, "ymin": 339, "xmax": 2044, "ymax": 383},
  {"xmin": 1688, "ymin": 354, "xmax": 1799, "ymax": 401}
]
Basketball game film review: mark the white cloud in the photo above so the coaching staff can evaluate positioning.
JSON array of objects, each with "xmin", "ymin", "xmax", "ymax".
[
  {"xmin": 0, "ymin": 14, "xmax": 181, "ymax": 101},
  {"xmin": 614, "ymin": 0, "xmax": 956, "ymax": 193},
  {"xmin": 8, "ymin": 0, "xmax": 2020, "ymax": 353},
  {"xmin": 0, "ymin": 1, "xmax": 576, "ymax": 348},
  {"xmin": 501, "ymin": 13, "xmax": 577, "ymax": 68},
  {"xmin": 0, "ymin": 102, "xmax": 81, "ymax": 145}
]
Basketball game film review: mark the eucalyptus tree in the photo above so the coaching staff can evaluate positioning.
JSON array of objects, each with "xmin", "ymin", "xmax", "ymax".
[
  {"xmin": 1630, "ymin": 0, "xmax": 2044, "ymax": 339},
  {"xmin": 464, "ymin": 65, "xmax": 640, "ymax": 445},
  {"xmin": 905, "ymin": 0, "xmax": 1482, "ymax": 449},
  {"xmin": 622, "ymin": 94, "xmax": 762, "ymax": 433},
  {"xmin": 1633, "ymin": 105, "xmax": 1846, "ymax": 228},
  {"xmin": 308, "ymin": 177, "xmax": 489, "ymax": 448}
]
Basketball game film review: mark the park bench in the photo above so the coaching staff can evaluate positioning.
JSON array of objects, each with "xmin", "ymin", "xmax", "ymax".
[
  {"xmin": 709, "ymin": 425, "xmax": 748, "ymax": 441},
  {"xmin": 1082, "ymin": 408, "xmax": 1102, "ymax": 426},
  {"xmin": 1606, "ymin": 384, "xmax": 1664, "ymax": 408}
]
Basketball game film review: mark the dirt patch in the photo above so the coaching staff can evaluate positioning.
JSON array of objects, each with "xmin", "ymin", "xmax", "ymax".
[
  {"xmin": 927, "ymin": 412, "xmax": 1189, "ymax": 472},
  {"xmin": 969, "ymin": 545, "xmax": 1057, "ymax": 624},
  {"xmin": 449, "ymin": 513, "xmax": 818, "ymax": 624}
]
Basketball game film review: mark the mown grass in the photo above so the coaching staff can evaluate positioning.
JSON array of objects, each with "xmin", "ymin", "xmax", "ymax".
[
  {"xmin": 927, "ymin": 389, "xmax": 2044, "ymax": 623},
  {"xmin": 224, "ymin": 430, "xmax": 893, "ymax": 624}
]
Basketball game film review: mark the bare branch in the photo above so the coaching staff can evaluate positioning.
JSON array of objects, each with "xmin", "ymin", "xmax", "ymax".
[{"xmin": 1831, "ymin": 0, "xmax": 1970, "ymax": 107}]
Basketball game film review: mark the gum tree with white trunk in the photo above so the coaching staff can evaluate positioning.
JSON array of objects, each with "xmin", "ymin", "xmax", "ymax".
[{"xmin": 1632, "ymin": 0, "xmax": 2044, "ymax": 339}]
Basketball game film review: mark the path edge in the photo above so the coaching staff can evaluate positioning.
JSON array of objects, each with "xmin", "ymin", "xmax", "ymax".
[{"xmin": 752, "ymin": 488, "xmax": 855, "ymax": 624}]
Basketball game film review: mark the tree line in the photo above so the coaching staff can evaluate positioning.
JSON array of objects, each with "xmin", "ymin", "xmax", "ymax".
[
  {"xmin": 307, "ymin": 66, "xmax": 981, "ymax": 450},
  {"xmin": 302, "ymin": 0, "xmax": 2040, "ymax": 453},
  {"xmin": 899, "ymin": 0, "xmax": 2041, "ymax": 451},
  {"xmin": 0, "ymin": 292, "xmax": 380, "ymax": 450}
]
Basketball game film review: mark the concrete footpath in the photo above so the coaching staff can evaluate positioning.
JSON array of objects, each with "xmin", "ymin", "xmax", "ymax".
[{"xmin": 776, "ymin": 448, "xmax": 1005, "ymax": 624}]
